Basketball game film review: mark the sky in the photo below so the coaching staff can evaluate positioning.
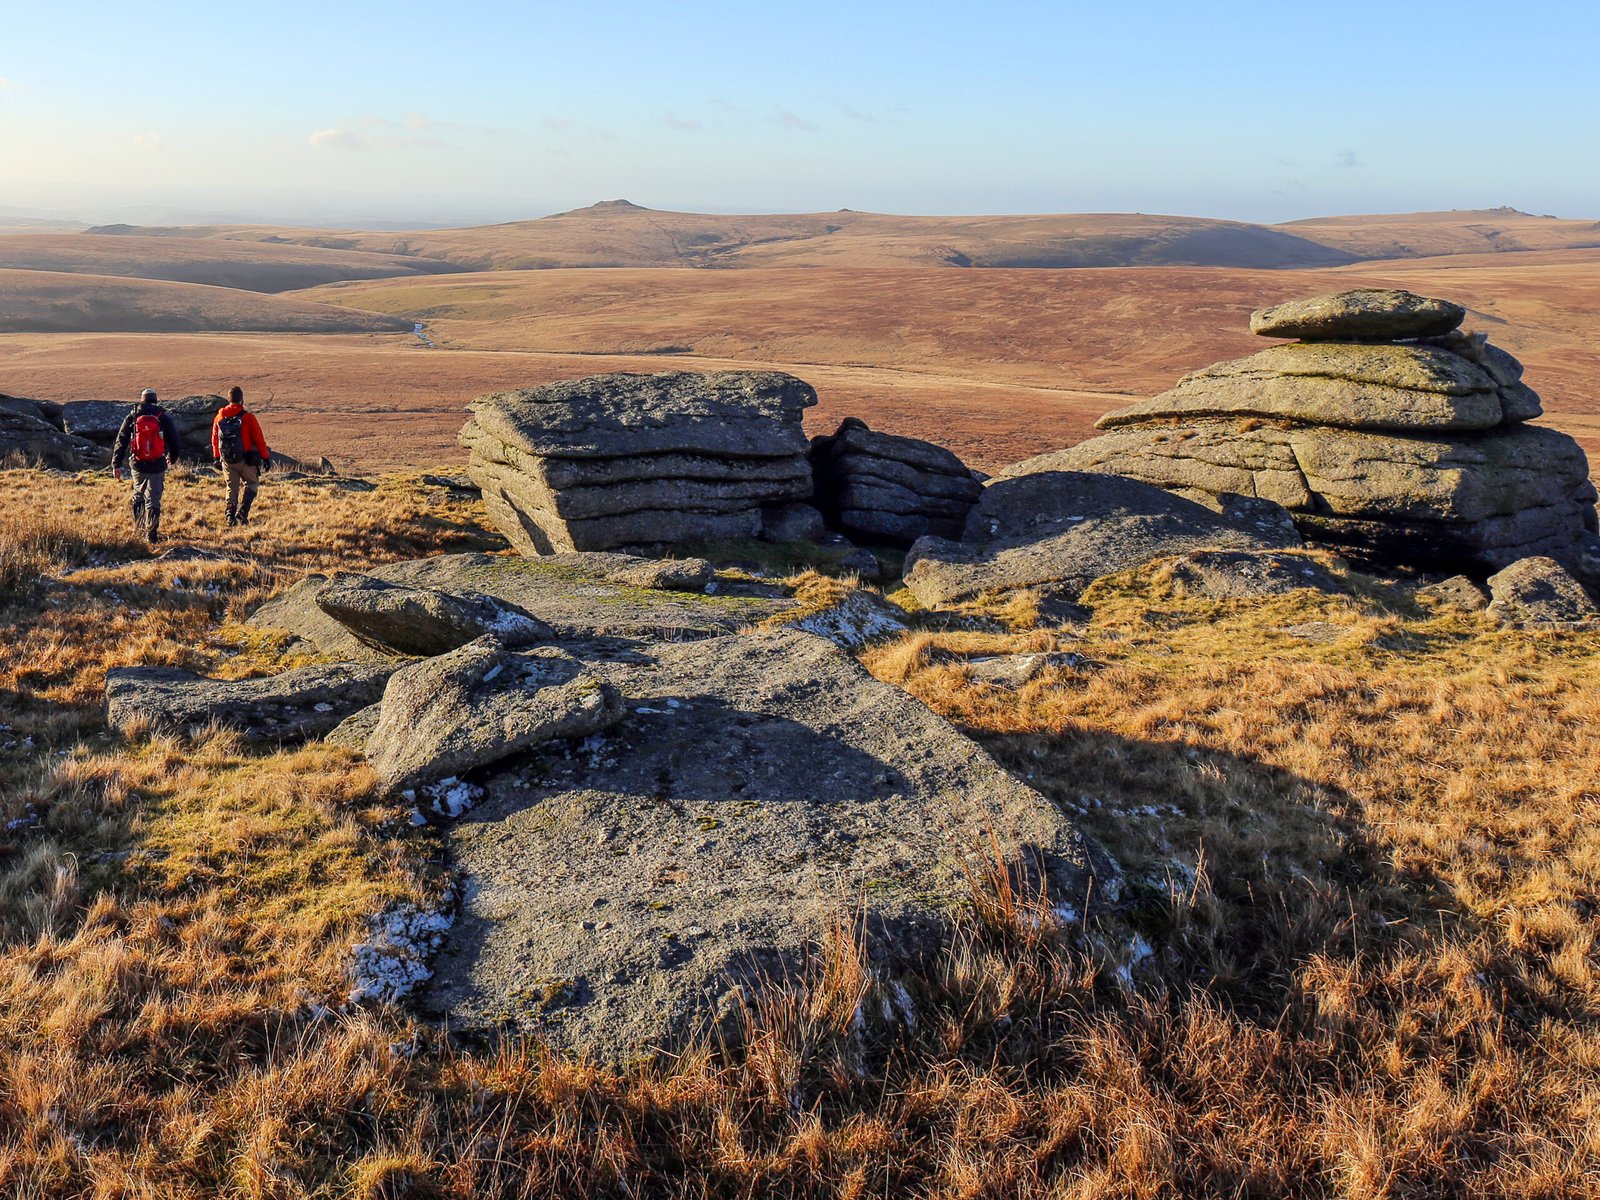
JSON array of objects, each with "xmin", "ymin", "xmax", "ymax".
[{"xmin": 2, "ymin": 0, "xmax": 1598, "ymax": 227}]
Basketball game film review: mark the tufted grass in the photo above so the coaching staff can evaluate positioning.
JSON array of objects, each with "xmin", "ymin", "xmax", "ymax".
[{"xmin": 2, "ymin": 469, "xmax": 1599, "ymax": 1197}]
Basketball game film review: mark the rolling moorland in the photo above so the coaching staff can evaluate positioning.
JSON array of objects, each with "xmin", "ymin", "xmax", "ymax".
[
  {"xmin": 3, "ymin": 204, "xmax": 1600, "ymax": 1197},
  {"xmin": 1, "ymin": 203, "xmax": 1598, "ymax": 469}
]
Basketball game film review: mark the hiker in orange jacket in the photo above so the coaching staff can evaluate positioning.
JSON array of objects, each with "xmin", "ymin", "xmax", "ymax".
[{"xmin": 211, "ymin": 386, "xmax": 272, "ymax": 526}]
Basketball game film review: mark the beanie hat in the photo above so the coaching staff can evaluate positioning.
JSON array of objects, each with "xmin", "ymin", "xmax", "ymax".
[{"xmin": 140, "ymin": 388, "xmax": 157, "ymax": 404}]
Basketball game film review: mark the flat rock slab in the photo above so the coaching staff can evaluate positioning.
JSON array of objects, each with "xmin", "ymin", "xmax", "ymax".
[
  {"xmin": 1163, "ymin": 549, "xmax": 1347, "ymax": 599},
  {"xmin": 1486, "ymin": 557, "xmax": 1600, "ymax": 627},
  {"xmin": 466, "ymin": 371, "xmax": 817, "ymax": 460},
  {"xmin": 422, "ymin": 629, "xmax": 1104, "ymax": 1056},
  {"xmin": 902, "ymin": 470, "xmax": 1299, "ymax": 608},
  {"xmin": 367, "ymin": 638, "xmax": 624, "ymax": 793},
  {"xmin": 1250, "ymin": 289, "xmax": 1464, "ymax": 341},
  {"xmin": 106, "ymin": 662, "xmax": 393, "ymax": 742},
  {"xmin": 316, "ymin": 573, "xmax": 551, "ymax": 656},
  {"xmin": 249, "ymin": 554, "xmax": 790, "ymax": 654}
]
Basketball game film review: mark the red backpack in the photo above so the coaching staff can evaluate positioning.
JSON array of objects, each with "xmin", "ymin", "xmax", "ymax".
[{"xmin": 132, "ymin": 413, "xmax": 166, "ymax": 464}]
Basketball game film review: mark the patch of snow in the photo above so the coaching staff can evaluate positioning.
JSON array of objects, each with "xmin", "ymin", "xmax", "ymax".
[
  {"xmin": 348, "ymin": 899, "xmax": 455, "ymax": 1003},
  {"xmin": 790, "ymin": 592, "xmax": 907, "ymax": 651},
  {"xmin": 424, "ymin": 776, "xmax": 483, "ymax": 818}
]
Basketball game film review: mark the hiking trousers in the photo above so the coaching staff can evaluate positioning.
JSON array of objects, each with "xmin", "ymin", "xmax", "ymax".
[
  {"xmin": 225, "ymin": 460, "xmax": 261, "ymax": 521},
  {"xmin": 131, "ymin": 470, "xmax": 165, "ymax": 537}
]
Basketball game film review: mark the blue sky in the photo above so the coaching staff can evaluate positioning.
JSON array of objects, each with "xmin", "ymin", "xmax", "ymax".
[{"xmin": 2, "ymin": 0, "xmax": 1597, "ymax": 225}]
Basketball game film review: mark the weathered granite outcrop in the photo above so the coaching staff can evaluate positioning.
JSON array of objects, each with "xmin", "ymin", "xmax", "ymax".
[
  {"xmin": 902, "ymin": 470, "xmax": 1300, "ymax": 608},
  {"xmin": 420, "ymin": 628, "xmax": 1108, "ymax": 1055},
  {"xmin": 61, "ymin": 394, "xmax": 223, "ymax": 460},
  {"xmin": 808, "ymin": 417, "xmax": 983, "ymax": 546},
  {"xmin": 461, "ymin": 371, "xmax": 817, "ymax": 553},
  {"xmin": 1, "ymin": 395, "xmax": 109, "ymax": 469},
  {"xmin": 1047, "ymin": 290, "xmax": 1600, "ymax": 581}
]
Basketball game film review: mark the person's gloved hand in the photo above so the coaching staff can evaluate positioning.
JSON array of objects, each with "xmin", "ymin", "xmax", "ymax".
[
  {"xmin": 260, "ymin": 453, "xmax": 272, "ymax": 473},
  {"xmin": 213, "ymin": 458, "xmax": 223, "ymax": 469},
  {"xmin": 112, "ymin": 467, "xmax": 124, "ymax": 481}
]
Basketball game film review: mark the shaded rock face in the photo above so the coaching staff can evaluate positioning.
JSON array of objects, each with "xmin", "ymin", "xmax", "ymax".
[
  {"xmin": 901, "ymin": 470, "xmax": 1300, "ymax": 608},
  {"xmin": 1053, "ymin": 290, "xmax": 1600, "ymax": 582},
  {"xmin": 461, "ymin": 371, "xmax": 817, "ymax": 553},
  {"xmin": 1485, "ymin": 557, "xmax": 1600, "ymax": 627},
  {"xmin": 61, "ymin": 394, "xmax": 223, "ymax": 460},
  {"xmin": 248, "ymin": 553, "xmax": 794, "ymax": 653},
  {"xmin": 1, "ymin": 396, "xmax": 109, "ymax": 469},
  {"xmin": 421, "ymin": 629, "xmax": 1105, "ymax": 1055},
  {"xmin": 314, "ymin": 573, "xmax": 551, "ymax": 657},
  {"xmin": 808, "ymin": 417, "xmax": 983, "ymax": 546},
  {"xmin": 105, "ymin": 662, "xmax": 393, "ymax": 742},
  {"xmin": 366, "ymin": 638, "xmax": 624, "ymax": 793}
]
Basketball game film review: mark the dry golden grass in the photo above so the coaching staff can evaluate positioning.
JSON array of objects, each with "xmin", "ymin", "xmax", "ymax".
[{"xmin": 2, "ymin": 471, "xmax": 1599, "ymax": 1198}]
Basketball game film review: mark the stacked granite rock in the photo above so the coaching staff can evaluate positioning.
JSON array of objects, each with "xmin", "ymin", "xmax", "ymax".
[
  {"xmin": 808, "ymin": 417, "xmax": 983, "ymax": 546},
  {"xmin": 461, "ymin": 370, "xmax": 817, "ymax": 553},
  {"xmin": 1042, "ymin": 289, "xmax": 1600, "ymax": 581}
]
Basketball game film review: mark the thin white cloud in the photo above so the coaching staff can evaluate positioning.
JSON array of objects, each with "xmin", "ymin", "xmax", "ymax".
[
  {"xmin": 772, "ymin": 110, "xmax": 819, "ymax": 132},
  {"xmin": 838, "ymin": 103, "xmax": 875, "ymax": 123},
  {"xmin": 403, "ymin": 112, "xmax": 432, "ymax": 131},
  {"xmin": 0, "ymin": 77, "xmax": 17, "ymax": 90},
  {"xmin": 133, "ymin": 132, "xmax": 163, "ymax": 150},
  {"xmin": 1337, "ymin": 149, "xmax": 1363, "ymax": 169},
  {"xmin": 309, "ymin": 127, "xmax": 371, "ymax": 151},
  {"xmin": 663, "ymin": 112, "xmax": 702, "ymax": 131}
]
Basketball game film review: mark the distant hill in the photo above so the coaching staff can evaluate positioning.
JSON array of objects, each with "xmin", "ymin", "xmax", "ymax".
[
  {"xmin": 82, "ymin": 203, "xmax": 1360, "ymax": 271},
  {"xmin": 0, "ymin": 269, "xmax": 415, "ymax": 335},
  {"xmin": 1276, "ymin": 207, "xmax": 1600, "ymax": 260},
  {"xmin": 0, "ymin": 234, "xmax": 463, "ymax": 293},
  {"xmin": 70, "ymin": 203, "xmax": 1600, "ymax": 274}
]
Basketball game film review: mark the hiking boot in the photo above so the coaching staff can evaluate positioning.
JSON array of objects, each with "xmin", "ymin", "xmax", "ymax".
[
  {"xmin": 225, "ymin": 508, "xmax": 237, "ymax": 527},
  {"xmin": 147, "ymin": 529, "xmax": 163, "ymax": 545}
]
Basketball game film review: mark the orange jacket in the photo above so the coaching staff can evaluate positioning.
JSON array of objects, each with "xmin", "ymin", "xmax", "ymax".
[{"xmin": 211, "ymin": 404, "xmax": 270, "ymax": 461}]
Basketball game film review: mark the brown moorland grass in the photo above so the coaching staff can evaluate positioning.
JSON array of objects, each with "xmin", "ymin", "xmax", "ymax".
[
  {"xmin": 2, "ymin": 469, "xmax": 1599, "ymax": 1197},
  {"xmin": 6, "ymin": 253, "xmax": 1600, "ymax": 473},
  {"xmin": 0, "ymin": 269, "xmax": 415, "ymax": 336}
]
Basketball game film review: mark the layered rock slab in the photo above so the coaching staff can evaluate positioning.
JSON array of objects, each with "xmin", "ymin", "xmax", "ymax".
[
  {"xmin": 421, "ymin": 629, "xmax": 1104, "ymax": 1054},
  {"xmin": 462, "ymin": 371, "xmax": 818, "ymax": 553},
  {"xmin": 902, "ymin": 470, "xmax": 1300, "ymax": 608}
]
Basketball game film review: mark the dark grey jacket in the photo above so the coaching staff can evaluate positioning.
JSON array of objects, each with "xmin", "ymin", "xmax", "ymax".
[{"xmin": 112, "ymin": 402, "xmax": 182, "ymax": 473}]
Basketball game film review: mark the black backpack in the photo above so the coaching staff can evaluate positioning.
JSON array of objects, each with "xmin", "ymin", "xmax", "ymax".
[{"xmin": 217, "ymin": 413, "xmax": 246, "ymax": 463}]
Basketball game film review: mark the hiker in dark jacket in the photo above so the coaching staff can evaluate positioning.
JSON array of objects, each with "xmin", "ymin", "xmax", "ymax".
[
  {"xmin": 210, "ymin": 386, "xmax": 272, "ymax": 526},
  {"xmin": 111, "ymin": 388, "xmax": 182, "ymax": 544}
]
